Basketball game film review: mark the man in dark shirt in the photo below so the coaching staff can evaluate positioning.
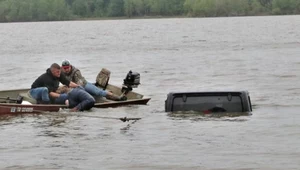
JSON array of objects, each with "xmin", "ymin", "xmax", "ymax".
[{"xmin": 30, "ymin": 63, "xmax": 78, "ymax": 104}]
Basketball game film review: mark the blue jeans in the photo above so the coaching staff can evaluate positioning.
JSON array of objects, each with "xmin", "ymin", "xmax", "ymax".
[
  {"xmin": 29, "ymin": 87, "xmax": 50, "ymax": 103},
  {"xmin": 84, "ymin": 82, "xmax": 107, "ymax": 97},
  {"xmin": 68, "ymin": 87, "xmax": 95, "ymax": 111},
  {"xmin": 54, "ymin": 93, "xmax": 68, "ymax": 104}
]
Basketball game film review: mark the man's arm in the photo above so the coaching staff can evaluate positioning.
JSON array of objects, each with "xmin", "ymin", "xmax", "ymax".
[
  {"xmin": 31, "ymin": 74, "xmax": 44, "ymax": 89},
  {"xmin": 73, "ymin": 70, "xmax": 86, "ymax": 86},
  {"xmin": 49, "ymin": 92, "xmax": 61, "ymax": 98},
  {"xmin": 69, "ymin": 81, "xmax": 79, "ymax": 88},
  {"xmin": 60, "ymin": 73, "xmax": 78, "ymax": 88},
  {"xmin": 60, "ymin": 72, "xmax": 72, "ymax": 87}
]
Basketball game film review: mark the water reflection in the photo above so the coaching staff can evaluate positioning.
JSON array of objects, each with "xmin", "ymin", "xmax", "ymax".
[
  {"xmin": 120, "ymin": 119, "xmax": 139, "ymax": 131},
  {"xmin": 0, "ymin": 114, "xmax": 44, "ymax": 126},
  {"xmin": 3, "ymin": 165, "xmax": 56, "ymax": 170},
  {"xmin": 38, "ymin": 130, "xmax": 69, "ymax": 138},
  {"xmin": 0, "ymin": 114, "xmax": 16, "ymax": 124},
  {"xmin": 167, "ymin": 111, "xmax": 251, "ymax": 122}
]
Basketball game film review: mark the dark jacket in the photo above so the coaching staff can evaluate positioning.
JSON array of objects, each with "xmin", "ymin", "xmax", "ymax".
[{"xmin": 31, "ymin": 68, "xmax": 70, "ymax": 92}]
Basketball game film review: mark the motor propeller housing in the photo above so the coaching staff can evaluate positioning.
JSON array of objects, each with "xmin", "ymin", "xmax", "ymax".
[{"xmin": 122, "ymin": 70, "xmax": 140, "ymax": 94}]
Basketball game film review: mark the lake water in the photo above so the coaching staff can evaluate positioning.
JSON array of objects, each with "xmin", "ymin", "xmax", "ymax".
[{"xmin": 0, "ymin": 15, "xmax": 300, "ymax": 170}]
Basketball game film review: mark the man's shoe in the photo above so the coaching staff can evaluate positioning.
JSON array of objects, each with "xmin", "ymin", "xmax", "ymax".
[
  {"xmin": 106, "ymin": 94, "xmax": 127, "ymax": 101},
  {"xmin": 119, "ymin": 96, "xmax": 127, "ymax": 101}
]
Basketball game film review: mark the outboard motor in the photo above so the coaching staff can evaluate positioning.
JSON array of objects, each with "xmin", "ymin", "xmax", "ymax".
[
  {"xmin": 122, "ymin": 70, "xmax": 140, "ymax": 94},
  {"xmin": 16, "ymin": 95, "xmax": 24, "ymax": 104}
]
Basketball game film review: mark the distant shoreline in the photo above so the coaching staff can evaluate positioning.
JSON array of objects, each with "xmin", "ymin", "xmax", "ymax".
[
  {"xmin": 1, "ymin": 14, "xmax": 299, "ymax": 24},
  {"xmin": 1, "ymin": 0, "xmax": 299, "ymax": 23}
]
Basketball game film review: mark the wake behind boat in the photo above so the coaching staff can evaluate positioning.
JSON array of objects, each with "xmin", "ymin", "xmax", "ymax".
[{"xmin": 0, "ymin": 70, "xmax": 150, "ymax": 115}]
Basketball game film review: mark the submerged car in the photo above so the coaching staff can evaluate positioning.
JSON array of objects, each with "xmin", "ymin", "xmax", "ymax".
[{"xmin": 165, "ymin": 91, "xmax": 252, "ymax": 113}]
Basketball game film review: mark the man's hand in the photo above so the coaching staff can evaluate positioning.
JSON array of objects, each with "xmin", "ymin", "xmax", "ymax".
[{"xmin": 70, "ymin": 107, "xmax": 78, "ymax": 112}]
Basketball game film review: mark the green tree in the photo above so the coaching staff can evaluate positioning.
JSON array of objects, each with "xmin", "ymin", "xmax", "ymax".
[
  {"xmin": 65, "ymin": 0, "xmax": 75, "ymax": 6},
  {"xmin": 148, "ymin": 0, "xmax": 170, "ymax": 15},
  {"xmin": 184, "ymin": 0, "xmax": 196, "ymax": 16},
  {"xmin": 6, "ymin": 0, "xmax": 20, "ymax": 21},
  {"xmin": 272, "ymin": 0, "xmax": 300, "ymax": 14},
  {"xmin": 72, "ymin": 0, "xmax": 88, "ymax": 16},
  {"xmin": 93, "ymin": 0, "xmax": 105, "ymax": 17},
  {"xmin": 228, "ymin": 0, "xmax": 249, "ymax": 16},
  {"xmin": 35, "ymin": 0, "xmax": 52, "ymax": 20},
  {"xmin": 293, "ymin": 0, "xmax": 300, "ymax": 13},
  {"xmin": 171, "ymin": 0, "xmax": 186, "ymax": 15},
  {"xmin": 248, "ymin": 0, "xmax": 266, "ymax": 15},
  {"xmin": 124, "ymin": 0, "xmax": 134, "ymax": 17},
  {"xmin": 259, "ymin": 0, "xmax": 273, "ymax": 7},
  {"xmin": 0, "ymin": 0, "xmax": 9, "ymax": 22},
  {"xmin": 52, "ymin": 0, "xmax": 72, "ymax": 20},
  {"xmin": 107, "ymin": 0, "xmax": 124, "ymax": 16},
  {"xmin": 0, "ymin": 0, "xmax": 300, "ymax": 22},
  {"xmin": 124, "ymin": 0, "xmax": 154, "ymax": 17},
  {"xmin": 215, "ymin": 0, "xmax": 230, "ymax": 16},
  {"xmin": 17, "ymin": 1, "xmax": 32, "ymax": 21}
]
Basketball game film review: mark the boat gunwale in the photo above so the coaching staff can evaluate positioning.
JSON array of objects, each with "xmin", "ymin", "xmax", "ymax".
[{"xmin": 0, "ymin": 86, "xmax": 150, "ymax": 115}]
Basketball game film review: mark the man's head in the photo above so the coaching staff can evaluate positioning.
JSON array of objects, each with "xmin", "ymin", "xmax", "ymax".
[
  {"xmin": 61, "ymin": 60, "xmax": 71, "ymax": 74},
  {"xmin": 56, "ymin": 85, "xmax": 70, "ymax": 94},
  {"xmin": 50, "ymin": 63, "xmax": 61, "ymax": 78}
]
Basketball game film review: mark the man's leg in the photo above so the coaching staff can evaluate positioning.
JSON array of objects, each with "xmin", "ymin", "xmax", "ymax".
[
  {"xmin": 85, "ymin": 82, "xmax": 126, "ymax": 101},
  {"xmin": 54, "ymin": 93, "xmax": 68, "ymax": 104},
  {"xmin": 84, "ymin": 82, "xmax": 107, "ymax": 97},
  {"xmin": 68, "ymin": 87, "xmax": 95, "ymax": 111},
  {"xmin": 29, "ymin": 87, "xmax": 50, "ymax": 104}
]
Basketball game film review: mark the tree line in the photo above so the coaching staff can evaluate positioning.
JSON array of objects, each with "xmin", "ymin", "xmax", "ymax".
[{"xmin": 0, "ymin": 0, "xmax": 299, "ymax": 22}]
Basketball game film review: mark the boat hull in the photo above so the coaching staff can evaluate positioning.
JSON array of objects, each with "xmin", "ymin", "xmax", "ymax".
[
  {"xmin": 0, "ymin": 103, "xmax": 64, "ymax": 115},
  {"xmin": 0, "ymin": 84, "xmax": 150, "ymax": 115},
  {"xmin": 94, "ymin": 98, "xmax": 151, "ymax": 108}
]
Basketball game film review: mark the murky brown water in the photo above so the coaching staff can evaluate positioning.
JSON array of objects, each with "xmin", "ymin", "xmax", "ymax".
[{"xmin": 1, "ymin": 16, "xmax": 300, "ymax": 170}]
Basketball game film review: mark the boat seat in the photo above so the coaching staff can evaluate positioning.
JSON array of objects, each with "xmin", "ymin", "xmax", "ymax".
[
  {"xmin": 19, "ymin": 91, "xmax": 37, "ymax": 104},
  {"xmin": 95, "ymin": 68, "xmax": 111, "ymax": 90}
]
